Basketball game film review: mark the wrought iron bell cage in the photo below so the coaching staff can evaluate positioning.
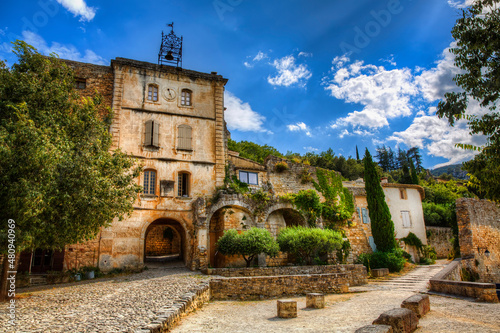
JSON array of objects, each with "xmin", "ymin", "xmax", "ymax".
[{"xmin": 158, "ymin": 22, "xmax": 183, "ymax": 68}]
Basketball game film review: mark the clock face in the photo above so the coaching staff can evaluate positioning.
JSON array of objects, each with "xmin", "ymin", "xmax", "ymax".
[{"xmin": 163, "ymin": 88, "xmax": 176, "ymax": 101}]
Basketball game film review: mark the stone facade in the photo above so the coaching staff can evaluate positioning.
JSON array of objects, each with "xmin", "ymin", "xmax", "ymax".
[
  {"xmin": 426, "ymin": 226, "xmax": 453, "ymax": 259},
  {"xmin": 456, "ymin": 198, "xmax": 500, "ymax": 283},
  {"xmin": 53, "ymin": 55, "xmax": 428, "ymax": 273}
]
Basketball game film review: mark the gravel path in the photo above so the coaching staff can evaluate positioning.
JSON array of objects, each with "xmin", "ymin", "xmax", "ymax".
[
  {"xmin": 172, "ymin": 262, "xmax": 500, "ymax": 333},
  {"xmin": 0, "ymin": 264, "xmax": 210, "ymax": 333}
]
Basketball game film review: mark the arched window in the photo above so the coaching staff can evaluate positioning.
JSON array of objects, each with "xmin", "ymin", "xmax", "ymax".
[
  {"xmin": 177, "ymin": 125, "xmax": 192, "ymax": 150},
  {"xmin": 181, "ymin": 89, "xmax": 192, "ymax": 106},
  {"xmin": 143, "ymin": 170, "xmax": 157, "ymax": 195},
  {"xmin": 178, "ymin": 172, "xmax": 190, "ymax": 197},
  {"xmin": 147, "ymin": 84, "xmax": 159, "ymax": 102}
]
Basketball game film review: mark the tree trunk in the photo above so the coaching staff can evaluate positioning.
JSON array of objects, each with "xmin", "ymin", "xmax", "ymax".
[{"xmin": 0, "ymin": 255, "xmax": 11, "ymax": 302}]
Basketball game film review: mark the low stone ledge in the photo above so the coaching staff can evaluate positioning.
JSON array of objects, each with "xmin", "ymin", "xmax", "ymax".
[
  {"xmin": 372, "ymin": 308, "xmax": 418, "ymax": 333},
  {"xmin": 429, "ymin": 279, "xmax": 499, "ymax": 303},
  {"xmin": 210, "ymin": 273, "xmax": 349, "ymax": 300},
  {"xmin": 355, "ymin": 325, "xmax": 393, "ymax": 333},
  {"xmin": 135, "ymin": 283, "xmax": 211, "ymax": 332},
  {"xmin": 371, "ymin": 268, "xmax": 389, "ymax": 277},
  {"xmin": 306, "ymin": 293, "xmax": 325, "ymax": 309},
  {"xmin": 401, "ymin": 294, "xmax": 430, "ymax": 318},
  {"xmin": 205, "ymin": 264, "xmax": 367, "ymax": 286}
]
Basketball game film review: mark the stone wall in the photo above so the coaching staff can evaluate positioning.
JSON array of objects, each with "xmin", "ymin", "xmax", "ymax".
[
  {"xmin": 62, "ymin": 59, "xmax": 114, "ymax": 109},
  {"xmin": 457, "ymin": 198, "xmax": 500, "ymax": 283},
  {"xmin": 145, "ymin": 225, "xmax": 180, "ymax": 256},
  {"xmin": 64, "ymin": 236, "xmax": 101, "ymax": 270},
  {"xmin": 206, "ymin": 264, "xmax": 367, "ymax": 286},
  {"xmin": 210, "ymin": 273, "xmax": 349, "ymax": 300},
  {"xmin": 429, "ymin": 258, "xmax": 498, "ymax": 303},
  {"xmin": 426, "ymin": 226, "xmax": 453, "ymax": 259}
]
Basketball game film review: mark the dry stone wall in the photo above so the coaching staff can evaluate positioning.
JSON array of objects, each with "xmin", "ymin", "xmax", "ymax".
[{"xmin": 426, "ymin": 227, "xmax": 453, "ymax": 259}]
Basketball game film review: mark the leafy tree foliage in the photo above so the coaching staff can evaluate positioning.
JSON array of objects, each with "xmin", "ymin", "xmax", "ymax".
[
  {"xmin": 0, "ymin": 41, "xmax": 141, "ymax": 249},
  {"xmin": 228, "ymin": 139, "xmax": 283, "ymax": 163},
  {"xmin": 216, "ymin": 228, "xmax": 279, "ymax": 267},
  {"xmin": 277, "ymin": 226, "xmax": 342, "ymax": 265},
  {"xmin": 436, "ymin": 0, "xmax": 500, "ymax": 202},
  {"xmin": 0, "ymin": 42, "xmax": 142, "ymax": 300},
  {"xmin": 363, "ymin": 149, "xmax": 397, "ymax": 252}
]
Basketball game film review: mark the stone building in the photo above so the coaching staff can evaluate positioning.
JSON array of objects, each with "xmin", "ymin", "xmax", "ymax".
[{"xmin": 17, "ymin": 56, "xmax": 428, "ymax": 273}]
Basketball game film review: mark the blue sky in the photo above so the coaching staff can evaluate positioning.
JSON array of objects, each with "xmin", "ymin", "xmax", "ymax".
[{"xmin": 0, "ymin": 0, "xmax": 487, "ymax": 169}]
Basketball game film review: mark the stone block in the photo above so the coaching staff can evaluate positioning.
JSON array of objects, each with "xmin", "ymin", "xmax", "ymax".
[
  {"xmin": 401, "ymin": 294, "xmax": 430, "ymax": 318},
  {"xmin": 372, "ymin": 268, "xmax": 389, "ymax": 277},
  {"xmin": 277, "ymin": 299, "xmax": 297, "ymax": 318},
  {"xmin": 372, "ymin": 308, "xmax": 418, "ymax": 333},
  {"xmin": 355, "ymin": 325, "xmax": 393, "ymax": 333},
  {"xmin": 306, "ymin": 293, "xmax": 325, "ymax": 309}
]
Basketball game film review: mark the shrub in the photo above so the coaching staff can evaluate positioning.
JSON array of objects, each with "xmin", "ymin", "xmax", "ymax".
[
  {"xmin": 293, "ymin": 189, "xmax": 322, "ymax": 224},
  {"xmin": 216, "ymin": 228, "xmax": 279, "ymax": 267},
  {"xmin": 275, "ymin": 161, "xmax": 289, "ymax": 172},
  {"xmin": 356, "ymin": 248, "xmax": 407, "ymax": 273},
  {"xmin": 277, "ymin": 226, "xmax": 342, "ymax": 265}
]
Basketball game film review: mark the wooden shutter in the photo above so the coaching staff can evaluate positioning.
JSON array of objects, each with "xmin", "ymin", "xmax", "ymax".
[
  {"xmin": 402, "ymin": 211, "xmax": 411, "ymax": 228},
  {"xmin": 145, "ymin": 120, "xmax": 153, "ymax": 146},
  {"xmin": 361, "ymin": 207, "xmax": 369, "ymax": 224},
  {"xmin": 153, "ymin": 121, "xmax": 159, "ymax": 147},
  {"xmin": 178, "ymin": 125, "xmax": 192, "ymax": 150}
]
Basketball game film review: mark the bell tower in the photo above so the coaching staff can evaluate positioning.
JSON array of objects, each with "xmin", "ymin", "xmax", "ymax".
[{"xmin": 158, "ymin": 22, "xmax": 183, "ymax": 68}]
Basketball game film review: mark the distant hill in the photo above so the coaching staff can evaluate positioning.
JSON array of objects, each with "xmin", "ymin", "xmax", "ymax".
[{"xmin": 431, "ymin": 164, "xmax": 469, "ymax": 180}]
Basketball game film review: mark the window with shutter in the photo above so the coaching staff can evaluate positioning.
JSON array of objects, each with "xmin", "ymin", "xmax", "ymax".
[
  {"xmin": 143, "ymin": 170, "xmax": 156, "ymax": 195},
  {"xmin": 177, "ymin": 125, "xmax": 192, "ymax": 150},
  {"xmin": 401, "ymin": 211, "xmax": 411, "ymax": 228},
  {"xmin": 239, "ymin": 170, "xmax": 258, "ymax": 185},
  {"xmin": 178, "ymin": 172, "xmax": 190, "ymax": 197},
  {"xmin": 145, "ymin": 120, "xmax": 159, "ymax": 147}
]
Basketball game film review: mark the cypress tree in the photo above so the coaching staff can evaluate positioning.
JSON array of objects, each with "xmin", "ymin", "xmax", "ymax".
[
  {"xmin": 410, "ymin": 160, "xmax": 419, "ymax": 185},
  {"xmin": 363, "ymin": 149, "xmax": 397, "ymax": 252},
  {"xmin": 356, "ymin": 145, "xmax": 360, "ymax": 161}
]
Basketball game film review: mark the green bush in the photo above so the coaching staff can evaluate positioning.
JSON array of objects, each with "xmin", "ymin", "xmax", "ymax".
[
  {"xmin": 356, "ymin": 248, "xmax": 407, "ymax": 273},
  {"xmin": 277, "ymin": 226, "xmax": 342, "ymax": 265},
  {"xmin": 216, "ymin": 228, "xmax": 279, "ymax": 267}
]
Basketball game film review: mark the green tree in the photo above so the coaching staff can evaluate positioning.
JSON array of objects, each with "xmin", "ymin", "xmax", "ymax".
[
  {"xmin": 363, "ymin": 149, "xmax": 397, "ymax": 252},
  {"xmin": 436, "ymin": 0, "xmax": 500, "ymax": 202},
  {"xmin": 228, "ymin": 139, "xmax": 283, "ymax": 163},
  {"xmin": 216, "ymin": 228, "xmax": 279, "ymax": 267},
  {"xmin": 277, "ymin": 226, "xmax": 342, "ymax": 265},
  {"xmin": 0, "ymin": 42, "xmax": 141, "ymax": 301},
  {"xmin": 410, "ymin": 160, "xmax": 419, "ymax": 185}
]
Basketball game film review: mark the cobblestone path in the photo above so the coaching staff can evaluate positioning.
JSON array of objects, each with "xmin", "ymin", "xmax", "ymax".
[
  {"xmin": 0, "ymin": 265, "xmax": 210, "ymax": 333},
  {"xmin": 172, "ymin": 261, "xmax": 500, "ymax": 333}
]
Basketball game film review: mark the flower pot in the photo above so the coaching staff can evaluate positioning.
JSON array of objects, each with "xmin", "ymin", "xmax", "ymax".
[
  {"xmin": 74, "ymin": 274, "xmax": 81, "ymax": 281},
  {"xmin": 85, "ymin": 271, "xmax": 95, "ymax": 279}
]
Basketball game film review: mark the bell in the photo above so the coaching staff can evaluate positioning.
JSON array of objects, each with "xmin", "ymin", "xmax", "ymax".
[{"xmin": 165, "ymin": 51, "xmax": 174, "ymax": 61}]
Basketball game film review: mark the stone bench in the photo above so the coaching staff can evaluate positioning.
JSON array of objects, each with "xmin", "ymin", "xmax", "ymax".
[
  {"xmin": 277, "ymin": 299, "xmax": 297, "ymax": 318},
  {"xmin": 355, "ymin": 324, "xmax": 393, "ymax": 333},
  {"xmin": 401, "ymin": 294, "xmax": 430, "ymax": 318},
  {"xmin": 372, "ymin": 308, "xmax": 418, "ymax": 333},
  {"xmin": 371, "ymin": 268, "xmax": 389, "ymax": 277},
  {"xmin": 306, "ymin": 293, "xmax": 325, "ymax": 309}
]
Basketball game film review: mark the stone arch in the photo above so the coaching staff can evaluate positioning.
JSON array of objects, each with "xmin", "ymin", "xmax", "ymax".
[
  {"xmin": 142, "ymin": 218, "xmax": 188, "ymax": 265},
  {"xmin": 207, "ymin": 203, "xmax": 255, "ymax": 268},
  {"xmin": 265, "ymin": 205, "xmax": 307, "ymax": 237}
]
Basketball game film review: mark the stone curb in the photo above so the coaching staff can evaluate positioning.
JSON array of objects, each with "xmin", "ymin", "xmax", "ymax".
[{"xmin": 130, "ymin": 282, "xmax": 210, "ymax": 333}]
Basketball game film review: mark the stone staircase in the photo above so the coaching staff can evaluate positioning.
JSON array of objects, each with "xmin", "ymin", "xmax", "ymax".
[{"xmin": 368, "ymin": 263, "xmax": 447, "ymax": 292}]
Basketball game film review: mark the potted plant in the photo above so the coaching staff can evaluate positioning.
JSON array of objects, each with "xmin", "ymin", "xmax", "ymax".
[{"xmin": 80, "ymin": 266, "xmax": 96, "ymax": 279}]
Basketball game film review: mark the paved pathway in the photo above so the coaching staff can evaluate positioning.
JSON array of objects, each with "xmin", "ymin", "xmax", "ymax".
[
  {"xmin": 172, "ymin": 261, "xmax": 499, "ymax": 333},
  {"xmin": 0, "ymin": 263, "xmax": 210, "ymax": 333}
]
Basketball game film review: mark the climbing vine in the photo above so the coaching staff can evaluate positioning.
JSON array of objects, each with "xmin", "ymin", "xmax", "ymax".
[{"xmin": 313, "ymin": 169, "xmax": 355, "ymax": 227}]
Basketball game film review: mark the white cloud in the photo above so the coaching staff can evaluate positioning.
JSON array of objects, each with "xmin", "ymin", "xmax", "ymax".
[
  {"xmin": 304, "ymin": 146, "xmax": 319, "ymax": 152},
  {"xmin": 22, "ymin": 31, "xmax": 106, "ymax": 65},
  {"xmin": 0, "ymin": 28, "xmax": 6, "ymax": 36},
  {"xmin": 447, "ymin": 0, "xmax": 474, "ymax": 8},
  {"xmin": 244, "ymin": 51, "xmax": 268, "ymax": 68},
  {"xmin": 415, "ymin": 43, "xmax": 462, "ymax": 102},
  {"xmin": 253, "ymin": 51, "xmax": 267, "ymax": 61},
  {"xmin": 325, "ymin": 55, "xmax": 418, "ymax": 129},
  {"xmin": 380, "ymin": 54, "xmax": 396, "ymax": 66},
  {"xmin": 224, "ymin": 91, "xmax": 270, "ymax": 133},
  {"xmin": 287, "ymin": 122, "xmax": 312, "ymax": 136},
  {"xmin": 388, "ymin": 111, "xmax": 486, "ymax": 168},
  {"xmin": 268, "ymin": 55, "xmax": 312, "ymax": 88},
  {"xmin": 243, "ymin": 61, "xmax": 253, "ymax": 68},
  {"xmin": 56, "ymin": 0, "xmax": 96, "ymax": 22},
  {"xmin": 298, "ymin": 52, "xmax": 312, "ymax": 58}
]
